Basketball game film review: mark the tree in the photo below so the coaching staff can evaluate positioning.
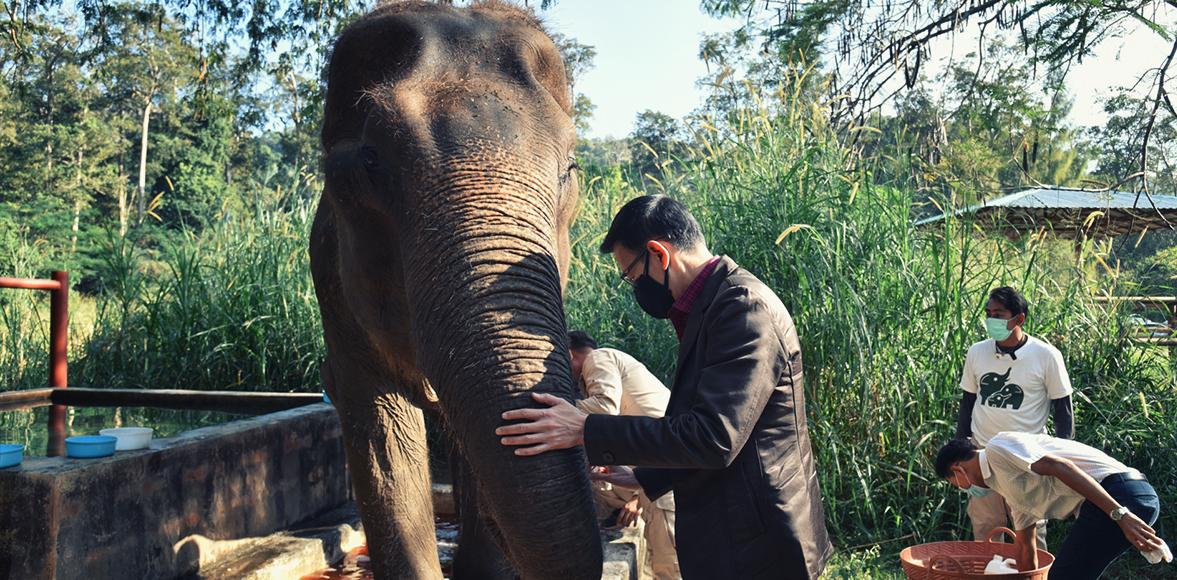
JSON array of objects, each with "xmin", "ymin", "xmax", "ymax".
[
  {"xmin": 629, "ymin": 110, "xmax": 686, "ymax": 190},
  {"xmin": 701, "ymin": 0, "xmax": 1175, "ymax": 195},
  {"xmin": 853, "ymin": 38, "xmax": 1091, "ymax": 208},
  {"xmin": 1086, "ymin": 92, "xmax": 1177, "ymax": 193},
  {"xmin": 87, "ymin": 3, "xmax": 198, "ymax": 234}
]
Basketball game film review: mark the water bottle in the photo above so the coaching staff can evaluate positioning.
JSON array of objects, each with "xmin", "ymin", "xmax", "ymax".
[{"xmin": 984, "ymin": 554, "xmax": 1019, "ymax": 574}]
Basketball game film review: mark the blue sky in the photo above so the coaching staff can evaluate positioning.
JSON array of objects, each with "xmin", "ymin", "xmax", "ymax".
[
  {"xmin": 542, "ymin": 0, "xmax": 1174, "ymax": 139},
  {"xmin": 543, "ymin": 1, "xmax": 740, "ymax": 139}
]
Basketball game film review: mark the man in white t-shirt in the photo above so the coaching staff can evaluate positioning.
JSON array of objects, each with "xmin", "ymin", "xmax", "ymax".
[
  {"xmin": 569, "ymin": 330, "xmax": 680, "ymax": 580},
  {"xmin": 935, "ymin": 434, "xmax": 1167, "ymax": 579},
  {"xmin": 955, "ymin": 286, "xmax": 1075, "ymax": 544}
]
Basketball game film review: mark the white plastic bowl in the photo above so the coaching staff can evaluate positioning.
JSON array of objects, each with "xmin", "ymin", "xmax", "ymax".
[{"xmin": 99, "ymin": 427, "xmax": 154, "ymax": 451}]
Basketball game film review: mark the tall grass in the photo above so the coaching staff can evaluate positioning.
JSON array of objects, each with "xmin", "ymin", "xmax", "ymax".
[
  {"xmin": 1, "ymin": 188, "xmax": 324, "ymax": 393},
  {"xmin": 0, "ymin": 229, "xmax": 55, "ymax": 391},
  {"xmin": 71, "ymin": 192, "xmax": 324, "ymax": 392},
  {"xmin": 566, "ymin": 77, "xmax": 1177, "ymax": 576}
]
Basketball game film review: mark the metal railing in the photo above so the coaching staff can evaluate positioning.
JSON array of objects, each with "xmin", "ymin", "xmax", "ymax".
[{"xmin": 0, "ymin": 270, "xmax": 69, "ymax": 455}]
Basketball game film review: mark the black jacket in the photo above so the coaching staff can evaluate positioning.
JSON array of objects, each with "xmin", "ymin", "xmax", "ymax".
[{"xmin": 584, "ymin": 257, "xmax": 832, "ymax": 580}]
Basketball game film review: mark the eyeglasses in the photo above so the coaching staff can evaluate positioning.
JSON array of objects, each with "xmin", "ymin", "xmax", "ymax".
[{"xmin": 620, "ymin": 248, "xmax": 649, "ymax": 287}]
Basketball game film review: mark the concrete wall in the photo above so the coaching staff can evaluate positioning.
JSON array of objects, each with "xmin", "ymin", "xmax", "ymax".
[{"xmin": 0, "ymin": 403, "xmax": 350, "ymax": 580}]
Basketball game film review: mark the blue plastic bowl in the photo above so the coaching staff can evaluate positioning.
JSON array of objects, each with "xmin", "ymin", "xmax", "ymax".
[
  {"xmin": 0, "ymin": 444, "xmax": 23, "ymax": 468},
  {"xmin": 65, "ymin": 435, "xmax": 117, "ymax": 458}
]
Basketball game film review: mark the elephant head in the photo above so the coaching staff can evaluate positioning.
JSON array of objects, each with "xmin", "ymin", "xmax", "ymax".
[{"xmin": 310, "ymin": 2, "xmax": 600, "ymax": 579}]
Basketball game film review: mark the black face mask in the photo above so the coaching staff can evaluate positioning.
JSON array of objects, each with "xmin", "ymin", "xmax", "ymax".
[{"xmin": 632, "ymin": 253, "xmax": 675, "ymax": 319}]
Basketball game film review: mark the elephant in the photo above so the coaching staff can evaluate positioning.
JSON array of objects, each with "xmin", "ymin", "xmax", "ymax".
[
  {"xmin": 309, "ymin": 2, "xmax": 602, "ymax": 579},
  {"xmin": 978, "ymin": 367, "xmax": 1012, "ymax": 403},
  {"xmin": 986, "ymin": 384, "xmax": 1024, "ymax": 409}
]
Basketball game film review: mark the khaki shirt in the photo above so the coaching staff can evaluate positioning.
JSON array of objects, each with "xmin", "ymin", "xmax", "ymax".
[
  {"xmin": 576, "ymin": 348, "xmax": 670, "ymax": 418},
  {"xmin": 578, "ymin": 348, "xmax": 674, "ymax": 510},
  {"xmin": 981, "ymin": 431, "xmax": 1133, "ymax": 529}
]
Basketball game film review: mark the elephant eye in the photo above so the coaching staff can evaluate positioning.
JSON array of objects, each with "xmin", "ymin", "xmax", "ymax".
[
  {"xmin": 559, "ymin": 157, "xmax": 579, "ymax": 187},
  {"xmin": 360, "ymin": 147, "xmax": 379, "ymax": 169}
]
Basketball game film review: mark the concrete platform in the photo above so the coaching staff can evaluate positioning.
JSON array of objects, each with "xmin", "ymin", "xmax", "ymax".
[
  {"xmin": 0, "ymin": 403, "xmax": 351, "ymax": 580},
  {"xmin": 0, "ymin": 398, "xmax": 645, "ymax": 580},
  {"xmin": 202, "ymin": 485, "xmax": 648, "ymax": 580}
]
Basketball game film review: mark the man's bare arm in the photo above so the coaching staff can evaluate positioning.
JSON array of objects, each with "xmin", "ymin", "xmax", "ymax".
[
  {"xmin": 1031, "ymin": 456, "xmax": 1162, "ymax": 551},
  {"xmin": 1013, "ymin": 523, "xmax": 1039, "ymax": 572}
]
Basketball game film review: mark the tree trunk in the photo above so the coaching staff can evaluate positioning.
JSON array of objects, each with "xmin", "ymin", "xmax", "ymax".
[
  {"xmin": 73, "ymin": 148, "xmax": 82, "ymax": 252},
  {"xmin": 44, "ymin": 56, "xmax": 56, "ymax": 180},
  {"xmin": 72, "ymin": 199, "xmax": 80, "ymax": 253},
  {"xmin": 118, "ymin": 153, "xmax": 127, "ymax": 237},
  {"xmin": 137, "ymin": 101, "xmax": 151, "ymax": 226}
]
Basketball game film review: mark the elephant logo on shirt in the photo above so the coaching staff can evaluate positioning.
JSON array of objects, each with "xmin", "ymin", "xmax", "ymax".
[{"xmin": 979, "ymin": 368, "xmax": 1024, "ymax": 410}]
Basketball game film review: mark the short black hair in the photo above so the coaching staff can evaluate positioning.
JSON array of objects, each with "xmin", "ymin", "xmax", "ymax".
[
  {"xmin": 934, "ymin": 439, "xmax": 978, "ymax": 479},
  {"xmin": 988, "ymin": 286, "xmax": 1029, "ymax": 318},
  {"xmin": 568, "ymin": 330, "xmax": 597, "ymax": 351},
  {"xmin": 599, "ymin": 195, "xmax": 705, "ymax": 254}
]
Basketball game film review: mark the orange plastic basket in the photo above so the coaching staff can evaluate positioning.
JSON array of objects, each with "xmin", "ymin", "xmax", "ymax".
[{"xmin": 899, "ymin": 528, "xmax": 1055, "ymax": 580}]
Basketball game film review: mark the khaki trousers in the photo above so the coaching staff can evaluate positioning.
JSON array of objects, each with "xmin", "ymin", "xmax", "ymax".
[
  {"xmin": 593, "ymin": 483, "xmax": 681, "ymax": 580},
  {"xmin": 968, "ymin": 490, "xmax": 1048, "ymax": 548}
]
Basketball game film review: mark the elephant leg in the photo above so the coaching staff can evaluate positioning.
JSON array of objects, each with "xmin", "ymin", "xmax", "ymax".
[
  {"xmin": 445, "ymin": 418, "xmax": 515, "ymax": 580},
  {"xmin": 329, "ymin": 369, "xmax": 441, "ymax": 580}
]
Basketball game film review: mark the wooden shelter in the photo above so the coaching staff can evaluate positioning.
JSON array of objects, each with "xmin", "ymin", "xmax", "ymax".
[{"xmin": 914, "ymin": 187, "xmax": 1177, "ymax": 240}]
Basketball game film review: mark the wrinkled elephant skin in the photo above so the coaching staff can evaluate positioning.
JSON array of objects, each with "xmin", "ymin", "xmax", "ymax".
[{"xmin": 310, "ymin": 2, "xmax": 601, "ymax": 579}]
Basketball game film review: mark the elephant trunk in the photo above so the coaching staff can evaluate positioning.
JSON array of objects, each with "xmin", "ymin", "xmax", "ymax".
[{"xmin": 400, "ymin": 181, "xmax": 602, "ymax": 580}]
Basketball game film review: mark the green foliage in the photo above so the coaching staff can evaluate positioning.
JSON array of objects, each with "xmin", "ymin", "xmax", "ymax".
[
  {"xmin": 821, "ymin": 547, "xmax": 907, "ymax": 579},
  {"xmin": 700, "ymin": 0, "xmax": 1174, "ymax": 134},
  {"xmin": 63, "ymin": 188, "xmax": 323, "ymax": 392},
  {"xmin": 1085, "ymin": 91, "xmax": 1177, "ymax": 193},
  {"xmin": 0, "ymin": 230, "xmax": 56, "ymax": 392},
  {"xmin": 551, "ymin": 32, "xmax": 597, "ymax": 133},
  {"xmin": 628, "ymin": 110, "xmax": 688, "ymax": 190},
  {"xmin": 858, "ymin": 38, "xmax": 1092, "ymax": 207},
  {"xmin": 575, "ymin": 137, "xmax": 632, "ymax": 168}
]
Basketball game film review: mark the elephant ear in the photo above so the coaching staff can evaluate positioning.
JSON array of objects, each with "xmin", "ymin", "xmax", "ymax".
[
  {"xmin": 527, "ymin": 32, "xmax": 572, "ymax": 117},
  {"xmin": 321, "ymin": 10, "xmax": 421, "ymax": 152}
]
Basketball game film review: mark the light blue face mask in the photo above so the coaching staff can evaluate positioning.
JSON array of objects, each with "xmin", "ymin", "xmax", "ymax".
[
  {"xmin": 958, "ymin": 467, "xmax": 991, "ymax": 498},
  {"xmin": 985, "ymin": 317, "xmax": 1013, "ymax": 342}
]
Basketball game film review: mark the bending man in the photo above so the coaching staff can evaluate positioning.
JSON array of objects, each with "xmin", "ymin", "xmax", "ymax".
[
  {"xmin": 935, "ymin": 433, "xmax": 1168, "ymax": 579},
  {"xmin": 569, "ymin": 330, "xmax": 680, "ymax": 580}
]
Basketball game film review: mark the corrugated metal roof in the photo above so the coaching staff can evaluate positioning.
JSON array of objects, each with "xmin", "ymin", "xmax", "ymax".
[
  {"xmin": 915, "ymin": 187, "xmax": 1177, "ymax": 239},
  {"xmin": 917, "ymin": 188, "xmax": 1177, "ymax": 226},
  {"xmin": 976, "ymin": 188, "xmax": 1177, "ymax": 210}
]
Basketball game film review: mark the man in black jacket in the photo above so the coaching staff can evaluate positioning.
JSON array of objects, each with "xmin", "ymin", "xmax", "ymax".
[{"xmin": 497, "ymin": 195, "xmax": 832, "ymax": 580}]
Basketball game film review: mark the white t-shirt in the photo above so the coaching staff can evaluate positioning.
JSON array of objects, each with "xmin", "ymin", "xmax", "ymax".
[
  {"xmin": 981, "ymin": 432, "xmax": 1133, "ymax": 529},
  {"xmin": 960, "ymin": 335, "xmax": 1073, "ymax": 446}
]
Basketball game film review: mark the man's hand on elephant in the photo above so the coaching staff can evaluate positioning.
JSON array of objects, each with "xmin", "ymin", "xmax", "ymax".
[
  {"xmin": 588, "ymin": 465, "xmax": 642, "ymax": 491},
  {"xmin": 497, "ymin": 392, "xmax": 588, "ymax": 456}
]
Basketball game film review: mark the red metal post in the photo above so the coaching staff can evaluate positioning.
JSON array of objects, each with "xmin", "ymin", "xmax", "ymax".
[
  {"xmin": 49, "ymin": 270, "xmax": 68, "ymax": 388},
  {"xmin": 0, "ymin": 271, "xmax": 69, "ymax": 456},
  {"xmin": 47, "ymin": 270, "xmax": 69, "ymax": 456}
]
